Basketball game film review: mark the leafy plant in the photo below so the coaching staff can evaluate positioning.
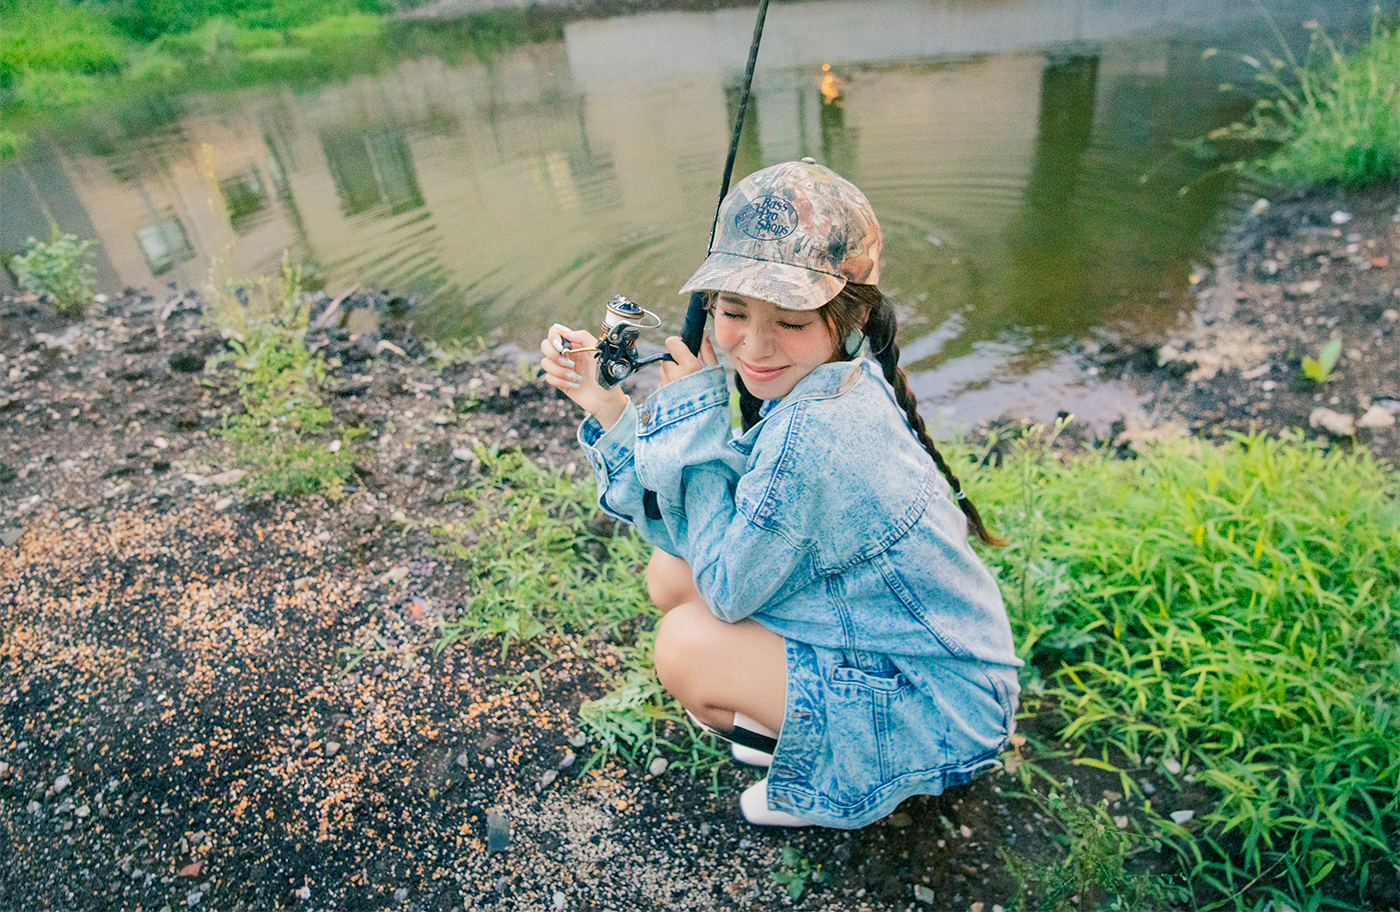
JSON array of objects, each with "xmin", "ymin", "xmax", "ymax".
[
  {"xmin": 210, "ymin": 258, "xmax": 360, "ymax": 498},
  {"xmin": 1211, "ymin": 14, "xmax": 1400, "ymax": 189},
  {"xmin": 1300, "ymin": 337, "xmax": 1342, "ymax": 384},
  {"xmin": 979, "ymin": 430, "xmax": 1400, "ymax": 909},
  {"xmin": 771, "ymin": 846, "xmax": 823, "ymax": 901},
  {"xmin": 7, "ymin": 229, "xmax": 98, "ymax": 313},
  {"xmin": 1001, "ymin": 792, "xmax": 1187, "ymax": 911}
]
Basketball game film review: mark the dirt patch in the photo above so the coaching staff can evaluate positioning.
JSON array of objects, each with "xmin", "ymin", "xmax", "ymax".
[
  {"xmin": 2, "ymin": 184, "xmax": 1397, "ymax": 912},
  {"xmin": 1085, "ymin": 185, "xmax": 1400, "ymax": 460}
]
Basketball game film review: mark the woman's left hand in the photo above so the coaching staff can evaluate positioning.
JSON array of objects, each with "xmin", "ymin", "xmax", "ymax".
[{"xmin": 658, "ymin": 334, "xmax": 717, "ymax": 387}]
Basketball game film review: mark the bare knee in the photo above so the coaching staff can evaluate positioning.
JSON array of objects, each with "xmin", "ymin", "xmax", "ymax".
[
  {"xmin": 653, "ymin": 603, "xmax": 715, "ymax": 712},
  {"xmin": 646, "ymin": 550, "xmax": 699, "ymax": 613}
]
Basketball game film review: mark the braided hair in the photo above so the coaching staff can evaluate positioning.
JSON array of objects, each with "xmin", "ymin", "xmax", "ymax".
[{"xmin": 818, "ymin": 283, "xmax": 1005, "ymax": 547}]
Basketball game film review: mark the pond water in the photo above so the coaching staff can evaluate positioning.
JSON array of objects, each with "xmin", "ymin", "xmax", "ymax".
[{"xmin": 2, "ymin": 0, "xmax": 1391, "ymax": 430}]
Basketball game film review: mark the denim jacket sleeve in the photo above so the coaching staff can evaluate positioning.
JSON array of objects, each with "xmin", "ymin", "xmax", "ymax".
[
  {"xmin": 576, "ymin": 400, "xmax": 683, "ymax": 556},
  {"xmin": 631, "ymin": 368, "xmax": 816, "ymax": 624}
]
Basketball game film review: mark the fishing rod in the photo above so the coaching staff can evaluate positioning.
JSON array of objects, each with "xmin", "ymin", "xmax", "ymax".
[
  {"xmin": 578, "ymin": 0, "xmax": 770, "ymax": 423},
  {"xmin": 681, "ymin": 0, "xmax": 771, "ymax": 356}
]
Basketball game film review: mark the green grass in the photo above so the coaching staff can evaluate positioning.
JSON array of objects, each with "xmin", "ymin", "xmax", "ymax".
[
  {"xmin": 431, "ymin": 446, "xmax": 728, "ymax": 776},
  {"xmin": 979, "ymin": 427, "xmax": 1400, "ymax": 910},
  {"xmin": 6, "ymin": 228, "xmax": 97, "ymax": 313},
  {"xmin": 1214, "ymin": 16, "xmax": 1400, "ymax": 190}
]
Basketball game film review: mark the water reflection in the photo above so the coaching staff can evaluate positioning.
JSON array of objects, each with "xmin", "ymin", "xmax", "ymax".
[{"xmin": 1, "ymin": 0, "xmax": 1391, "ymax": 428}]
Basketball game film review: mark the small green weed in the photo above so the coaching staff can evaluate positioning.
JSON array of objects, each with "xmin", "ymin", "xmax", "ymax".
[
  {"xmin": 772, "ymin": 846, "xmax": 823, "ymax": 901},
  {"xmin": 7, "ymin": 229, "xmax": 98, "ymax": 314},
  {"xmin": 1211, "ymin": 14, "xmax": 1400, "ymax": 189},
  {"xmin": 210, "ymin": 258, "xmax": 360, "ymax": 498},
  {"xmin": 1300, "ymin": 337, "xmax": 1342, "ymax": 384},
  {"xmin": 1000, "ymin": 792, "xmax": 1187, "ymax": 911}
]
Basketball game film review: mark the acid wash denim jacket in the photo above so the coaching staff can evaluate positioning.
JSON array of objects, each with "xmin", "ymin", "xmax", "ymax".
[{"xmin": 577, "ymin": 359, "xmax": 1022, "ymax": 828}]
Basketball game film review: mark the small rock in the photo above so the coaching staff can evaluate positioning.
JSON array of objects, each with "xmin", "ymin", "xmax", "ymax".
[
  {"xmin": 53, "ymin": 774, "xmax": 70, "ymax": 793},
  {"xmin": 203, "ymin": 469, "xmax": 247, "ymax": 487},
  {"xmin": 324, "ymin": 742, "xmax": 341, "ymax": 758},
  {"xmin": 540, "ymin": 769, "xmax": 558, "ymax": 788},
  {"xmin": 887, "ymin": 812, "xmax": 912, "ymax": 827},
  {"xmin": 178, "ymin": 862, "xmax": 204, "ymax": 878},
  {"xmin": 1170, "ymin": 809, "xmax": 1196, "ymax": 824},
  {"xmin": 456, "ymin": 752, "xmax": 470, "ymax": 768},
  {"xmin": 1, "ymin": 529, "xmax": 21, "ymax": 547},
  {"xmin": 1384, "ymin": 308, "xmax": 1399, "ymax": 322},
  {"xmin": 1358, "ymin": 405, "xmax": 1397, "ymax": 429},
  {"xmin": 486, "ymin": 810, "xmax": 510, "ymax": 852},
  {"xmin": 297, "ymin": 886, "xmax": 311, "ymax": 900},
  {"xmin": 74, "ymin": 804, "xmax": 90, "ymax": 817},
  {"xmin": 913, "ymin": 884, "xmax": 936, "ymax": 904},
  {"xmin": 1163, "ymin": 757, "xmax": 1182, "ymax": 775},
  {"xmin": 213, "ymin": 497, "xmax": 234, "ymax": 511},
  {"xmin": 1309, "ymin": 407, "xmax": 1355, "ymax": 437},
  {"xmin": 1330, "ymin": 210, "xmax": 1352, "ymax": 224},
  {"xmin": 393, "ymin": 887, "xmax": 408, "ymax": 903},
  {"xmin": 186, "ymin": 890, "xmax": 202, "ymax": 907},
  {"xmin": 647, "ymin": 757, "xmax": 668, "ymax": 777},
  {"xmin": 1114, "ymin": 815, "xmax": 1129, "ymax": 829},
  {"xmin": 559, "ymin": 750, "xmax": 575, "ymax": 769},
  {"xmin": 553, "ymin": 892, "xmax": 567, "ymax": 910}
]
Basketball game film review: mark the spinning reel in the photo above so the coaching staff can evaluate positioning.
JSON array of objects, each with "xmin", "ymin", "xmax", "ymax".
[{"xmin": 567, "ymin": 295, "xmax": 675, "ymax": 389}]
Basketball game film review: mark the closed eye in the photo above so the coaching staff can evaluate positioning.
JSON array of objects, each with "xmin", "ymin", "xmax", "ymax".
[{"xmin": 778, "ymin": 321, "xmax": 811, "ymax": 330}]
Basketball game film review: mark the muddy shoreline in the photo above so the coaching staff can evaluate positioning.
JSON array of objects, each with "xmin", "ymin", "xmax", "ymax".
[{"xmin": 2, "ymin": 183, "xmax": 1398, "ymax": 912}]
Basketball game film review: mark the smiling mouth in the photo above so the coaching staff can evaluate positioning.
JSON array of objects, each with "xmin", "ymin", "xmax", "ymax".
[{"xmin": 739, "ymin": 361, "xmax": 787, "ymax": 381}]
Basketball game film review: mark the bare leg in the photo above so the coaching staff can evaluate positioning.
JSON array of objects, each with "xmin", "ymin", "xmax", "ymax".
[
  {"xmin": 647, "ymin": 548, "xmax": 786, "ymax": 730},
  {"xmin": 646, "ymin": 548, "xmax": 702, "ymax": 614}
]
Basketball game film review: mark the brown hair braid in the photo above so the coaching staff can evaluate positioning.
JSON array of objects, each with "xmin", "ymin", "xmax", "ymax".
[{"xmin": 820, "ymin": 283, "xmax": 1006, "ymax": 547}]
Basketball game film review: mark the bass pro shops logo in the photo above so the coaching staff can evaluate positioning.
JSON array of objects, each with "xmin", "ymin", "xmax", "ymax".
[{"xmin": 734, "ymin": 196, "xmax": 799, "ymax": 241}]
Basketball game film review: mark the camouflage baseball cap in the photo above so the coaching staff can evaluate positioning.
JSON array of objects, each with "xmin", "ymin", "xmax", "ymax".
[{"xmin": 679, "ymin": 159, "xmax": 881, "ymax": 310}]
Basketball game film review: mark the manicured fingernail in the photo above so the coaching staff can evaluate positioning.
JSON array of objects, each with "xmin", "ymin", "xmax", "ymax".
[
  {"xmin": 561, "ymin": 357, "xmax": 574, "ymax": 368},
  {"xmin": 569, "ymin": 380, "xmax": 581, "ymax": 389},
  {"xmin": 553, "ymin": 338, "xmax": 567, "ymax": 353},
  {"xmin": 566, "ymin": 371, "xmax": 581, "ymax": 383}
]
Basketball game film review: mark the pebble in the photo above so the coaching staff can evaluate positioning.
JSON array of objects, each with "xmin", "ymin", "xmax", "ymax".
[
  {"xmin": 1384, "ymin": 309, "xmax": 1399, "ymax": 321},
  {"xmin": 1358, "ymin": 405, "xmax": 1396, "ymax": 429},
  {"xmin": 647, "ymin": 757, "xmax": 668, "ymax": 777},
  {"xmin": 1163, "ymin": 758, "xmax": 1182, "ymax": 775},
  {"xmin": 53, "ymin": 774, "xmax": 70, "ymax": 793},
  {"xmin": 324, "ymin": 741, "xmax": 341, "ymax": 757},
  {"xmin": 186, "ymin": 890, "xmax": 202, "ymax": 907},
  {"xmin": 486, "ymin": 810, "xmax": 510, "ymax": 852},
  {"xmin": 913, "ymin": 884, "xmax": 936, "ymax": 903},
  {"xmin": 1170, "ymin": 809, "xmax": 1196, "ymax": 824},
  {"xmin": 1309, "ymin": 407, "xmax": 1355, "ymax": 437},
  {"xmin": 393, "ymin": 887, "xmax": 409, "ymax": 902},
  {"xmin": 451, "ymin": 448, "xmax": 473, "ymax": 461},
  {"xmin": 539, "ymin": 769, "xmax": 557, "ymax": 788},
  {"xmin": 553, "ymin": 891, "xmax": 567, "ymax": 909},
  {"xmin": 559, "ymin": 750, "xmax": 575, "ymax": 769},
  {"xmin": 297, "ymin": 886, "xmax": 311, "ymax": 900}
]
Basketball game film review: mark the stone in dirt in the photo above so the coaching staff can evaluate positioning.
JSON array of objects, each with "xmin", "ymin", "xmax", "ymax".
[{"xmin": 486, "ymin": 810, "xmax": 510, "ymax": 853}]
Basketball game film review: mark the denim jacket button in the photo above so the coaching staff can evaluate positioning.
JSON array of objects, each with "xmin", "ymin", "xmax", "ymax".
[{"xmin": 639, "ymin": 406, "xmax": 654, "ymax": 426}]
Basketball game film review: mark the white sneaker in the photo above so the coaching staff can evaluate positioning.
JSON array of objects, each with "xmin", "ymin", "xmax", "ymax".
[{"xmin": 740, "ymin": 778, "xmax": 813, "ymax": 827}]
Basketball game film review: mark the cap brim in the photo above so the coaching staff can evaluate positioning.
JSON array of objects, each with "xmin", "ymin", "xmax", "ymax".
[{"xmin": 678, "ymin": 252, "xmax": 845, "ymax": 311}]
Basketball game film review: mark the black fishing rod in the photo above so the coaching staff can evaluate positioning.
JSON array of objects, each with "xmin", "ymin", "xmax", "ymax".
[
  {"xmin": 574, "ymin": 0, "xmax": 769, "ymax": 428},
  {"xmin": 681, "ymin": 0, "xmax": 771, "ymax": 357}
]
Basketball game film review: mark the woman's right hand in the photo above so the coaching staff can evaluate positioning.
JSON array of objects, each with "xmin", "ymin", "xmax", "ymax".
[{"xmin": 540, "ymin": 324, "xmax": 629, "ymax": 429}]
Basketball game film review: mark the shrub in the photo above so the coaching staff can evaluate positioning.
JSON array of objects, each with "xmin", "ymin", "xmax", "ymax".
[{"xmin": 8, "ymin": 229, "xmax": 98, "ymax": 313}]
